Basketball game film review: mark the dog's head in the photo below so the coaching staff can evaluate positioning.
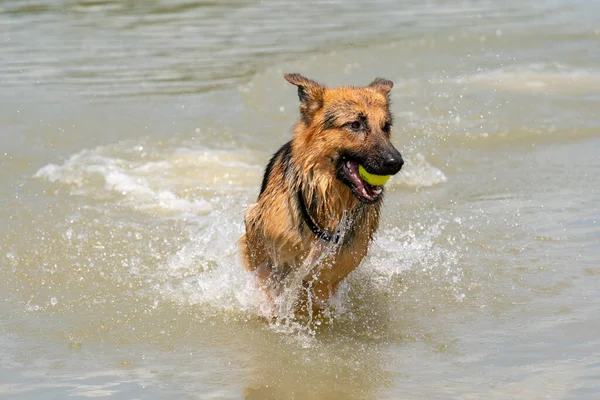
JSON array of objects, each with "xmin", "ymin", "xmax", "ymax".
[{"xmin": 284, "ymin": 73, "xmax": 403, "ymax": 204}]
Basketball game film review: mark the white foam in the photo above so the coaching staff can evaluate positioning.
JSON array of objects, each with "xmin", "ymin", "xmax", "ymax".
[{"xmin": 34, "ymin": 145, "xmax": 264, "ymax": 216}]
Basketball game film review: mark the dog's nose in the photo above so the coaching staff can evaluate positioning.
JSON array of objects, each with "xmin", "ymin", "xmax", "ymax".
[{"xmin": 382, "ymin": 149, "xmax": 404, "ymax": 175}]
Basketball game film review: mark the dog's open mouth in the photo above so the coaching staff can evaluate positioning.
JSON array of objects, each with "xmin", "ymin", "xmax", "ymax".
[{"xmin": 341, "ymin": 160, "xmax": 384, "ymax": 203}]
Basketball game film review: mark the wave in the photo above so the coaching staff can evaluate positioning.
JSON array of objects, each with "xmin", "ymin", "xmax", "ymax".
[
  {"xmin": 465, "ymin": 63, "xmax": 600, "ymax": 94},
  {"xmin": 390, "ymin": 153, "xmax": 447, "ymax": 188},
  {"xmin": 34, "ymin": 143, "xmax": 264, "ymax": 217},
  {"xmin": 34, "ymin": 143, "xmax": 447, "ymax": 211}
]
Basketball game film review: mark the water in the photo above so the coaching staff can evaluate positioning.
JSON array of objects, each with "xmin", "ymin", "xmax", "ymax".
[{"xmin": 1, "ymin": 0, "xmax": 599, "ymax": 398}]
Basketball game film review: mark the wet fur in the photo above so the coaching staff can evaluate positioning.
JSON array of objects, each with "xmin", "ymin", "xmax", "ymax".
[{"xmin": 240, "ymin": 74, "xmax": 401, "ymax": 313}]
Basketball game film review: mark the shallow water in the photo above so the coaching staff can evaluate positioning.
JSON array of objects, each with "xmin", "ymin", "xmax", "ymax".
[{"xmin": 1, "ymin": 0, "xmax": 600, "ymax": 398}]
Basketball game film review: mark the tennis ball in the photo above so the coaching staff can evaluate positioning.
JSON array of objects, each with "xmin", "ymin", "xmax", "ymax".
[{"xmin": 358, "ymin": 165, "xmax": 390, "ymax": 186}]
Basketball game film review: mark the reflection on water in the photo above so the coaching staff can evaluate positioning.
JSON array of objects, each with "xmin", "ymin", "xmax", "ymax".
[{"xmin": 1, "ymin": 0, "xmax": 600, "ymax": 398}]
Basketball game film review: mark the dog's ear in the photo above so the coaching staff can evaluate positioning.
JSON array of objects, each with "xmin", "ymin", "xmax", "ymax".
[
  {"xmin": 284, "ymin": 73, "xmax": 325, "ymax": 122},
  {"xmin": 368, "ymin": 77, "xmax": 394, "ymax": 95}
]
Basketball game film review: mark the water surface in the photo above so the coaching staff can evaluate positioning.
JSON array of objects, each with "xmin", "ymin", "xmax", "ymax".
[{"xmin": 1, "ymin": 0, "xmax": 600, "ymax": 398}]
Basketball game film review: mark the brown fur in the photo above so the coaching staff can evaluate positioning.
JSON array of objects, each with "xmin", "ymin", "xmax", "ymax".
[{"xmin": 240, "ymin": 74, "xmax": 402, "ymax": 314}]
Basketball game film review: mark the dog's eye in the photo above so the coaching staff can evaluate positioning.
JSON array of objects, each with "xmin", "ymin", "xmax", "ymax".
[{"xmin": 350, "ymin": 120, "xmax": 362, "ymax": 130}]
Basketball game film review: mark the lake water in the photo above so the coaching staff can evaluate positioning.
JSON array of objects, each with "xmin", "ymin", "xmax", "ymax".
[{"xmin": 1, "ymin": 0, "xmax": 599, "ymax": 398}]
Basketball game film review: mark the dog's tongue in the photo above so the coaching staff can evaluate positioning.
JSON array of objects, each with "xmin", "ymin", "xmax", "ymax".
[{"xmin": 347, "ymin": 161, "xmax": 378, "ymax": 201}]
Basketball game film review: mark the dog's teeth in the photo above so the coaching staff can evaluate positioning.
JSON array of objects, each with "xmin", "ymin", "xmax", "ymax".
[
  {"xmin": 374, "ymin": 188, "xmax": 383, "ymax": 195},
  {"xmin": 346, "ymin": 161, "xmax": 351, "ymax": 168}
]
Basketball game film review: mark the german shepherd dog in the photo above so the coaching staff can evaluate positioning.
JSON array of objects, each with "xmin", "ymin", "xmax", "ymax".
[{"xmin": 240, "ymin": 73, "xmax": 403, "ymax": 315}]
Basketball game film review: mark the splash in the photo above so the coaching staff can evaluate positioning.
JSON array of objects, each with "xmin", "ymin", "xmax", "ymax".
[{"xmin": 32, "ymin": 141, "xmax": 459, "ymax": 338}]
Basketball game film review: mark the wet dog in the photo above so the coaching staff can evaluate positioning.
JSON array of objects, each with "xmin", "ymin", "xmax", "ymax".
[{"xmin": 240, "ymin": 73, "xmax": 403, "ymax": 314}]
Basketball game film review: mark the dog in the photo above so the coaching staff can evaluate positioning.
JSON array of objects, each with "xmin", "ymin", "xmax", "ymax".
[{"xmin": 240, "ymin": 73, "xmax": 403, "ymax": 315}]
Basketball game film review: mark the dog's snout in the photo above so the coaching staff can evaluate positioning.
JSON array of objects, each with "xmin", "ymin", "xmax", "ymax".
[{"xmin": 382, "ymin": 149, "xmax": 404, "ymax": 175}]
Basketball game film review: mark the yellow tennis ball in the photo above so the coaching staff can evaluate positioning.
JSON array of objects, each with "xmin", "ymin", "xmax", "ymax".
[{"xmin": 358, "ymin": 164, "xmax": 390, "ymax": 186}]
